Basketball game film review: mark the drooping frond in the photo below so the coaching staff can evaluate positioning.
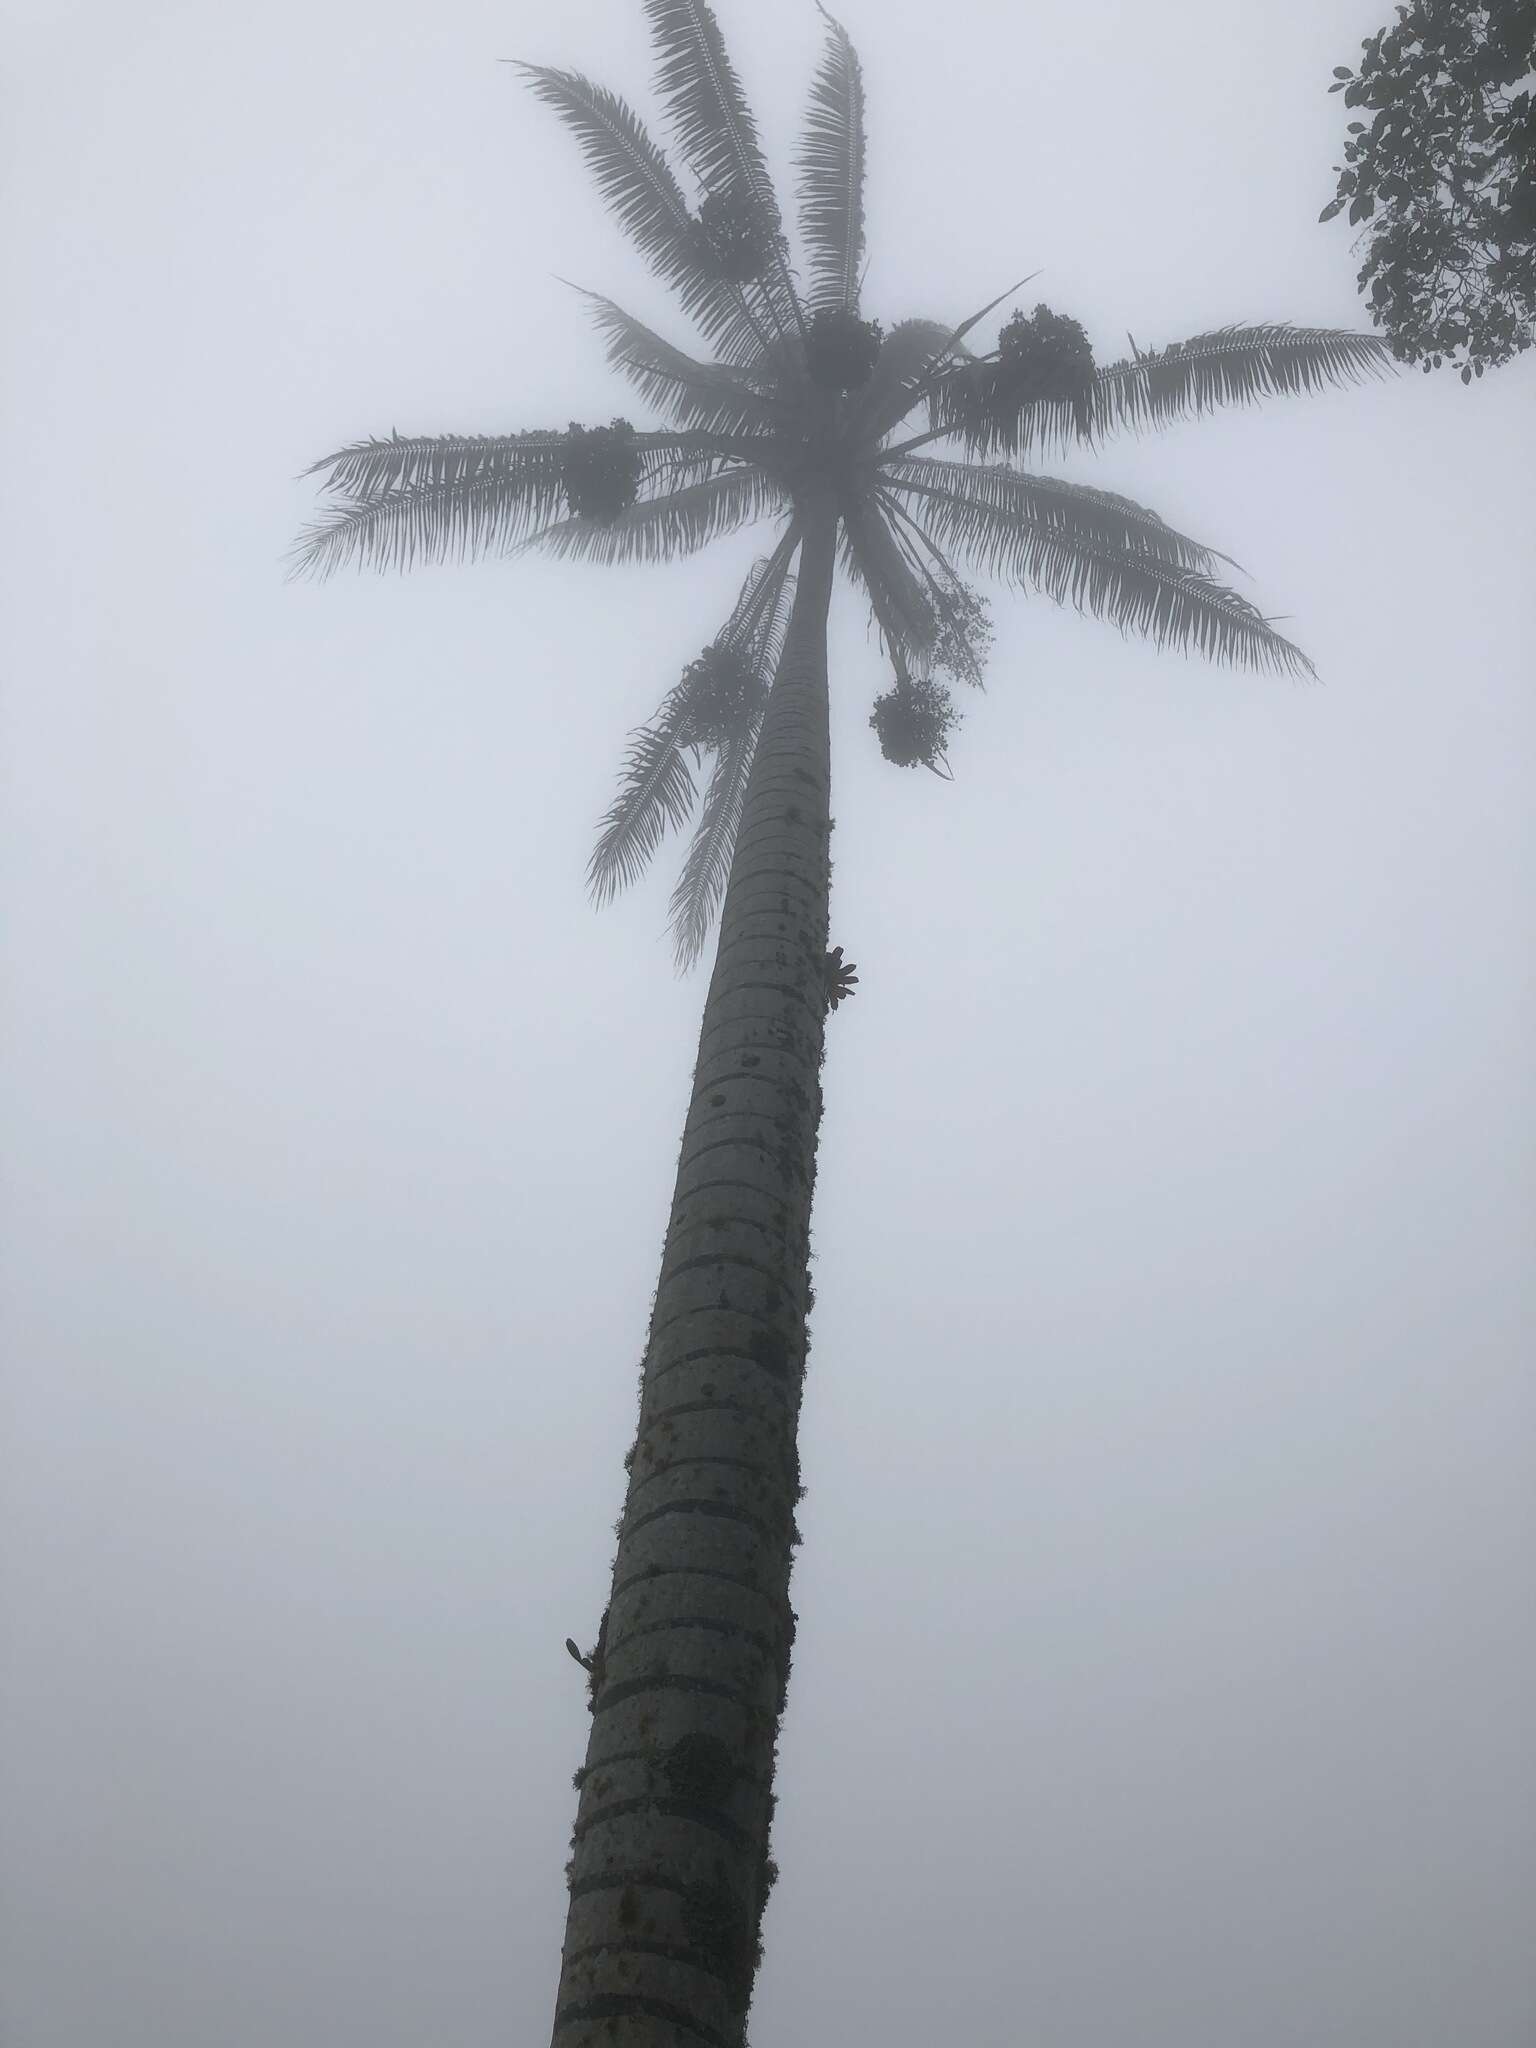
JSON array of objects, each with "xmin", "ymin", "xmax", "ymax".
[
  {"xmin": 290, "ymin": 483, "xmax": 544, "ymax": 580},
  {"xmin": 577, "ymin": 291, "xmax": 787, "ymax": 436},
  {"xmin": 839, "ymin": 494, "xmax": 941, "ymax": 669},
  {"xmin": 929, "ymin": 323, "xmax": 1397, "ymax": 455},
  {"xmin": 719, "ymin": 530, "xmax": 799, "ymax": 658},
  {"xmin": 666, "ymin": 539, "xmax": 796, "ymax": 966},
  {"xmin": 589, "ymin": 542, "xmax": 796, "ymax": 936},
  {"xmin": 904, "ymin": 478, "xmax": 1316, "ymax": 676},
  {"xmin": 753, "ymin": 539, "xmax": 798, "ymax": 666},
  {"xmin": 289, "ymin": 430, "xmax": 727, "ymax": 579},
  {"xmin": 515, "ymin": 64, "xmax": 770, "ymax": 366},
  {"xmin": 643, "ymin": 0, "xmax": 804, "ymax": 342},
  {"xmin": 524, "ymin": 466, "xmax": 787, "ymax": 565},
  {"xmin": 587, "ymin": 703, "xmax": 699, "ymax": 907},
  {"xmin": 797, "ymin": 5, "xmax": 866, "ymax": 313},
  {"xmin": 301, "ymin": 428, "xmax": 569, "ymax": 502},
  {"xmin": 669, "ymin": 726, "xmax": 757, "ymax": 971},
  {"xmin": 883, "ymin": 458, "xmax": 1241, "ymax": 576},
  {"xmin": 848, "ymin": 319, "xmax": 957, "ymax": 442}
]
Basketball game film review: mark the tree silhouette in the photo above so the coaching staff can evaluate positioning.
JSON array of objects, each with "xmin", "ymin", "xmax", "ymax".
[
  {"xmin": 292, "ymin": 4, "xmax": 1394, "ymax": 2038},
  {"xmin": 1321, "ymin": 0, "xmax": 1536, "ymax": 378}
]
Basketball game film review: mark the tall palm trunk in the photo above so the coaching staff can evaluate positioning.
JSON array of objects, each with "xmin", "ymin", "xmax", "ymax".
[{"xmin": 551, "ymin": 492, "xmax": 839, "ymax": 2047}]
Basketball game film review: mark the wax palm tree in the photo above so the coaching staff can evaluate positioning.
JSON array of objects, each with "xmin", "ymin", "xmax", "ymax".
[{"xmin": 292, "ymin": 4, "xmax": 1393, "ymax": 2039}]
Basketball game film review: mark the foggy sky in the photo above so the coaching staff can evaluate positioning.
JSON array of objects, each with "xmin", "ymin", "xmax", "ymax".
[{"xmin": 2, "ymin": 0, "xmax": 1533, "ymax": 2043}]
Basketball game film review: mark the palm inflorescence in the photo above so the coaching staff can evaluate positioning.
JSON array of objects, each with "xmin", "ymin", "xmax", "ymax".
[{"xmin": 292, "ymin": 0, "xmax": 1393, "ymax": 969}]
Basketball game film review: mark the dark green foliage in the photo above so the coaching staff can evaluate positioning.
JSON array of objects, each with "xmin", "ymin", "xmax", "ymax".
[
  {"xmin": 695, "ymin": 183, "xmax": 776, "ymax": 282},
  {"xmin": 869, "ymin": 673, "xmax": 962, "ymax": 772},
  {"xmin": 805, "ymin": 307, "xmax": 884, "ymax": 389},
  {"xmin": 1321, "ymin": 0, "xmax": 1536, "ymax": 376},
  {"xmin": 561, "ymin": 418, "xmax": 643, "ymax": 522},
  {"xmin": 679, "ymin": 641, "xmax": 765, "ymax": 749}
]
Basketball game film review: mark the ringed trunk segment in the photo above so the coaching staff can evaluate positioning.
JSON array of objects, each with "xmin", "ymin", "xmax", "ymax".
[{"xmin": 550, "ymin": 497, "xmax": 839, "ymax": 2048}]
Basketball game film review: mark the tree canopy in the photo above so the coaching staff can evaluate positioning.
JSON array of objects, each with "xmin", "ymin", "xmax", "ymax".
[
  {"xmin": 1321, "ymin": 0, "xmax": 1536, "ymax": 379},
  {"xmin": 294, "ymin": 4, "xmax": 1394, "ymax": 974}
]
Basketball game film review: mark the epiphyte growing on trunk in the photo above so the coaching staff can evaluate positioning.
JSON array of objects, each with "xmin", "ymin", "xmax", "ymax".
[
  {"xmin": 823, "ymin": 944, "xmax": 858, "ymax": 1010},
  {"xmin": 563, "ymin": 1604, "xmax": 609, "ymax": 1711}
]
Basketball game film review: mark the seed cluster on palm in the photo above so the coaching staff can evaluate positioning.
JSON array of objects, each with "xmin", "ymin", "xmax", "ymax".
[
  {"xmin": 870, "ymin": 672, "xmax": 965, "ymax": 776},
  {"xmin": 559, "ymin": 419, "xmax": 644, "ymax": 524}
]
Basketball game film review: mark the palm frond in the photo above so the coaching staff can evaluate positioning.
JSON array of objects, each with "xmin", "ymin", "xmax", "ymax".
[
  {"xmin": 839, "ymin": 495, "xmax": 941, "ymax": 668},
  {"xmin": 905, "ymin": 273, "xmax": 1042, "ymax": 416},
  {"xmin": 797, "ymin": 5, "xmax": 866, "ymax": 313},
  {"xmin": 753, "ymin": 539, "xmax": 798, "ymax": 669},
  {"xmin": 515, "ymin": 64, "xmax": 769, "ymax": 366},
  {"xmin": 590, "ymin": 542, "xmax": 795, "ymax": 937},
  {"xmin": 301, "ymin": 428, "xmax": 568, "ymax": 501},
  {"xmin": 1092, "ymin": 323, "xmax": 1395, "ymax": 439},
  {"xmin": 718, "ymin": 531, "xmax": 799, "ymax": 658},
  {"xmin": 883, "ymin": 458, "xmax": 1241, "ymax": 575},
  {"xmin": 903, "ymin": 479, "xmax": 1316, "ymax": 676},
  {"xmin": 668, "ymin": 726, "xmax": 757, "ymax": 971},
  {"xmin": 872, "ymin": 275, "xmax": 1047, "ymax": 458},
  {"xmin": 524, "ymin": 466, "xmax": 786, "ymax": 565},
  {"xmin": 848, "ymin": 319, "xmax": 956, "ymax": 442},
  {"xmin": 943, "ymin": 273, "xmax": 1044, "ymax": 354},
  {"xmin": 933, "ymin": 323, "xmax": 1397, "ymax": 455},
  {"xmin": 302, "ymin": 427, "xmax": 720, "ymax": 501},
  {"xmin": 289, "ymin": 478, "xmax": 558, "ymax": 580},
  {"xmin": 577, "ymin": 290, "xmax": 787, "ymax": 436},
  {"xmin": 588, "ymin": 705, "xmax": 699, "ymax": 907},
  {"xmin": 289, "ymin": 431, "xmax": 729, "ymax": 579},
  {"xmin": 665, "ymin": 540, "xmax": 795, "ymax": 965},
  {"xmin": 643, "ymin": 0, "xmax": 804, "ymax": 343}
]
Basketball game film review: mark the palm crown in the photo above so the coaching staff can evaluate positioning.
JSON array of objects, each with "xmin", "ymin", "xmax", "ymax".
[{"xmin": 292, "ymin": 0, "xmax": 1392, "ymax": 969}]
